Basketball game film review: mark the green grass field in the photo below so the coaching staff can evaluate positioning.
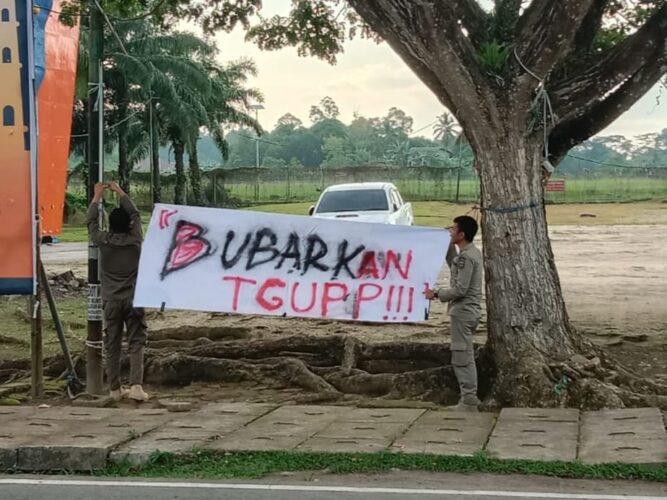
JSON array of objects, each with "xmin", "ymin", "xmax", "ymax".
[
  {"xmin": 246, "ymin": 200, "xmax": 667, "ymax": 226},
  {"xmin": 216, "ymin": 177, "xmax": 667, "ymax": 205},
  {"xmin": 58, "ymin": 200, "xmax": 667, "ymax": 244},
  {"xmin": 69, "ymin": 176, "xmax": 667, "ymax": 210},
  {"xmin": 0, "ymin": 294, "xmax": 86, "ymax": 361}
]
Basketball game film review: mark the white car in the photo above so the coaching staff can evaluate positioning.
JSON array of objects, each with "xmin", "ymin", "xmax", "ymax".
[{"xmin": 309, "ymin": 182, "xmax": 414, "ymax": 225}]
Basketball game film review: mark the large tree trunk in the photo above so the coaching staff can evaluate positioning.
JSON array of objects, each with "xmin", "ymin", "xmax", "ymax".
[
  {"xmin": 173, "ymin": 140, "xmax": 186, "ymax": 205},
  {"xmin": 475, "ymin": 135, "xmax": 578, "ymax": 407},
  {"xmin": 188, "ymin": 138, "xmax": 205, "ymax": 206},
  {"xmin": 472, "ymin": 133, "xmax": 667, "ymax": 409}
]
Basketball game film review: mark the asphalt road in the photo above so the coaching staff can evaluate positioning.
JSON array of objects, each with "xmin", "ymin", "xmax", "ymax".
[
  {"xmin": 40, "ymin": 242, "xmax": 87, "ymax": 264},
  {"xmin": 1, "ymin": 477, "xmax": 666, "ymax": 500}
]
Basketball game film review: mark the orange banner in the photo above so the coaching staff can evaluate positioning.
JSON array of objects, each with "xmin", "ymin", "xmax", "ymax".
[{"xmin": 38, "ymin": 0, "xmax": 79, "ymax": 236}]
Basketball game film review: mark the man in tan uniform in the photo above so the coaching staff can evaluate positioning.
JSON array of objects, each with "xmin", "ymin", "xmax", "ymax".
[
  {"xmin": 88, "ymin": 182, "xmax": 149, "ymax": 402},
  {"xmin": 426, "ymin": 215, "xmax": 482, "ymax": 411}
]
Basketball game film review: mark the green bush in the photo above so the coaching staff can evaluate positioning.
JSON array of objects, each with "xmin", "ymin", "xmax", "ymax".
[{"xmin": 64, "ymin": 191, "xmax": 88, "ymax": 222}]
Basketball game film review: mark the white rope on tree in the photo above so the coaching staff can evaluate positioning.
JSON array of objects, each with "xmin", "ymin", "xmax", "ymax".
[{"xmin": 513, "ymin": 49, "xmax": 557, "ymax": 175}]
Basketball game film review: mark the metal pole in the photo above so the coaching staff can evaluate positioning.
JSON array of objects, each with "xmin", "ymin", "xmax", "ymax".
[
  {"xmin": 85, "ymin": 0, "xmax": 104, "ymax": 395},
  {"xmin": 30, "ymin": 228, "xmax": 43, "ymax": 398},
  {"xmin": 26, "ymin": 0, "xmax": 42, "ymax": 398},
  {"xmin": 39, "ymin": 262, "xmax": 73, "ymax": 374}
]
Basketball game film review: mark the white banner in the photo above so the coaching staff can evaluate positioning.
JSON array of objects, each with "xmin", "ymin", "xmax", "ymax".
[{"xmin": 134, "ymin": 204, "xmax": 450, "ymax": 323}]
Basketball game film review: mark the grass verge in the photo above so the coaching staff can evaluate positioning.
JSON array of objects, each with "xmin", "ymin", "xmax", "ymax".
[
  {"xmin": 100, "ymin": 449, "xmax": 667, "ymax": 482},
  {"xmin": 0, "ymin": 294, "xmax": 86, "ymax": 361}
]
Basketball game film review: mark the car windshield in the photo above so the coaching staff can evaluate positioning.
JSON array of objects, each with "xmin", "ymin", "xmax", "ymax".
[{"xmin": 316, "ymin": 189, "xmax": 389, "ymax": 213}]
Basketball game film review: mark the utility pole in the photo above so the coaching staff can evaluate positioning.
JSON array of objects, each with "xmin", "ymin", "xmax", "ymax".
[
  {"xmin": 85, "ymin": 0, "xmax": 104, "ymax": 395},
  {"xmin": 26, "ymin": 1, "xmax": 43, "ymax": 398}
]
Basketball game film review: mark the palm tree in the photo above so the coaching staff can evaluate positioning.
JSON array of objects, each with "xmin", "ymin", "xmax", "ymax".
[
  {"xmin": 153, "ymin": 56, "xmax": 213, "ymax": 205},
  {"xmin": 107, "ymin": 22, "xmax": 214, "ymax": 200},
  {"xmin": 433, "ymin": 112, "xmax": 461, "ymax": 149},
  {"xmin": 131, "ymin": 37, "xmax": 261, "ymax": 206},
  {"xmin": 73, "ymin": 18, "xmax": 215, "ymax": 197},
  {"xmin": 73, "ymin": 18, "xmax": 262, "ymax": 205},
  {"xmin": 186, "ymin": 58, "xmax": 262, "ymax": 205}
]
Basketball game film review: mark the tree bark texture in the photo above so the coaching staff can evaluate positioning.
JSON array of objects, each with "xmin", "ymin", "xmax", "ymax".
[{"xmin": 476, "ymin": 135, "xmax": 578, "ymax": 405}]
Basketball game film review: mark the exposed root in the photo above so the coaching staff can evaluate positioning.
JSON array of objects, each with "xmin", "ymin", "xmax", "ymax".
[
  {"xmin": 491, "ymin": 341, "xmax": 667, "ymax": 410},
  {"xmin": 141, "ymin": 334, "xmax": 491, "ymax": 405},
  {"xmin": 144, "ymin": 353, "xmax": 341, "ymax": 401},
  {"xmin": 2, "ymin": 324, "xmax": 663, "ymax": 409}
]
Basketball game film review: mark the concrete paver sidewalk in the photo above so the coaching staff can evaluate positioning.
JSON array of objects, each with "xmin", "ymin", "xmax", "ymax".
[{"xmin": 0, "ymin": 404, "xmax": 665, "ymax": 471}]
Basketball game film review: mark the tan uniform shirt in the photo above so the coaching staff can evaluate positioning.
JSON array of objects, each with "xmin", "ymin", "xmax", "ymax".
[
  {"xmin": 87, "ymin": 195, "xmax": 143, "ymax": 301},
  {"xmin": 437, "ymin": 242, "xmax": 482, "ymax": 318}
]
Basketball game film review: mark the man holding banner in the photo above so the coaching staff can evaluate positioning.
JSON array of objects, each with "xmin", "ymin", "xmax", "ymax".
[
  {"xmin": 426, "ymin": 216, "xmax": 483, "ymax": 412},
  {"xmin": 88, "ymin": 182, "xmax": 149, "ymax": 402}
]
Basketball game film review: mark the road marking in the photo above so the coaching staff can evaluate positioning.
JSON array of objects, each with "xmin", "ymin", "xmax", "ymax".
[{"xmin": 0, "ymin": 479, "xmax": 665, "ymax": 499}]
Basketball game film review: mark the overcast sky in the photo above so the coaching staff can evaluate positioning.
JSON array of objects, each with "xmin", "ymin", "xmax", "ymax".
[{"xmin": 198, "ymin": 3, "xmax": 666, "ymax": 138}]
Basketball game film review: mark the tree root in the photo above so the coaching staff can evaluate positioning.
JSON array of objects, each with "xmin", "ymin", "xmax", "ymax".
[
  {"xmin": 2, "ymin": 325, "xmax": 663, "ymax": 409},
  {"xmin": 143, "ymin": 330, "xmax": 667, "ymax": 409},
  {"xmin": 491, "ymin": 340, "xmax": 667, "ymax": 410},
  {"xmin": 144, "ymin": 353, "xmax": 341, "ymax": 401},
  {"xmin": 142, "ymin": 334, "xmax": 488, "ymax": 405}
]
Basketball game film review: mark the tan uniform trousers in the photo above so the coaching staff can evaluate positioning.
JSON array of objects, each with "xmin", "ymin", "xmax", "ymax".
[
  {"xmin": 103, "ymin": 298, "xmax": 147, "ymax": 390},
  {"xmin": 450, "ymin": 313, "xmax": 480, "ymax": 406}
]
